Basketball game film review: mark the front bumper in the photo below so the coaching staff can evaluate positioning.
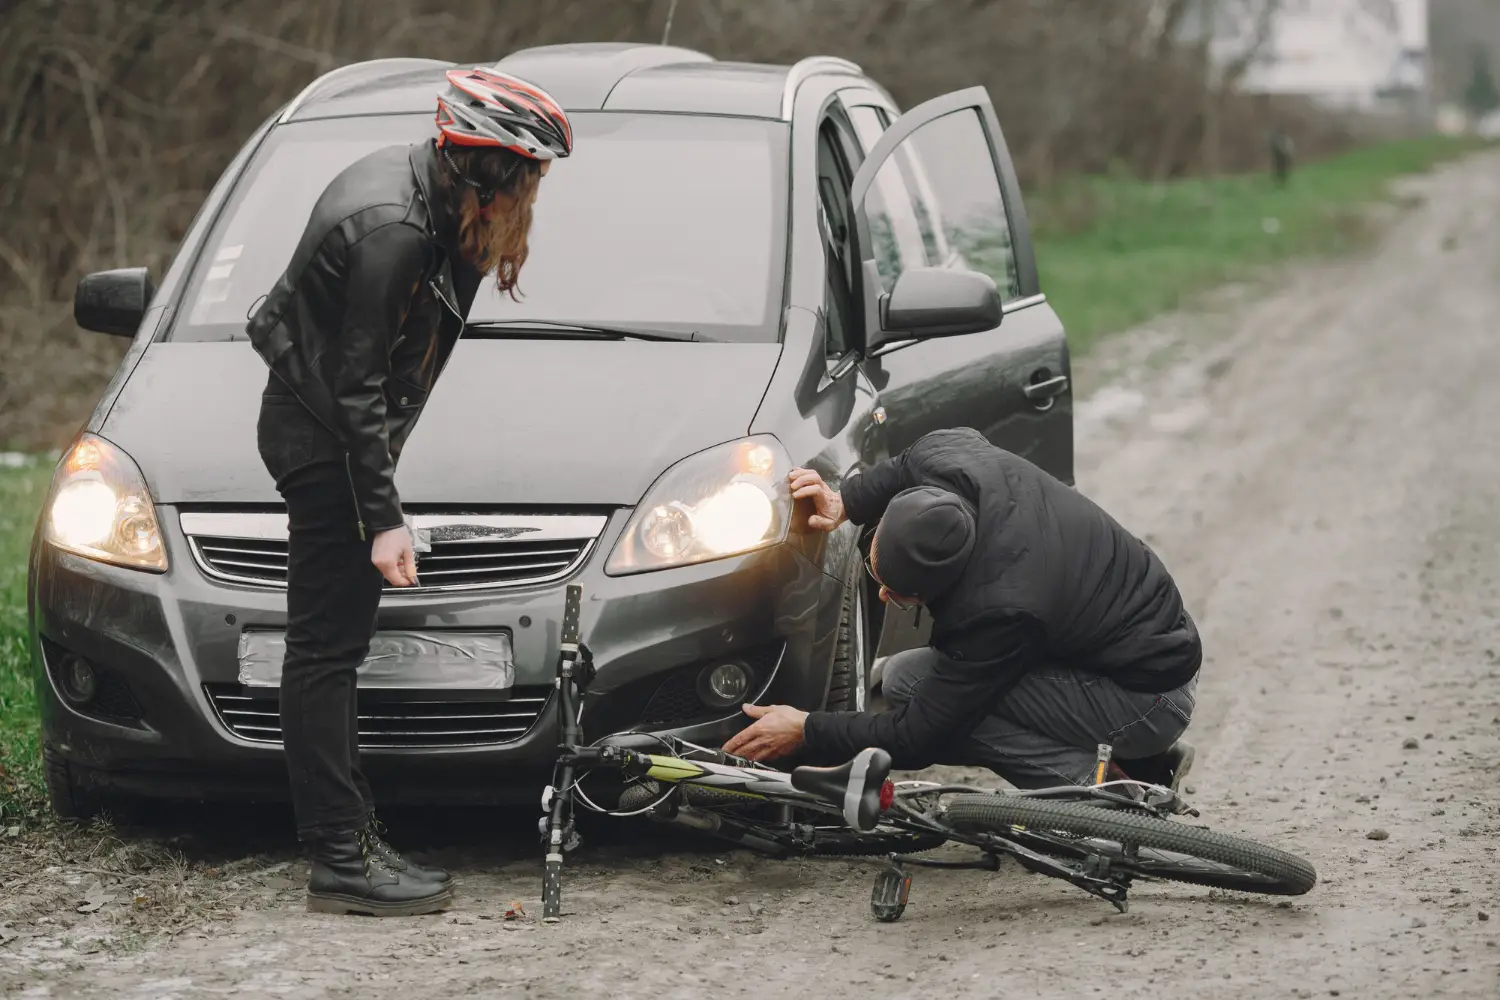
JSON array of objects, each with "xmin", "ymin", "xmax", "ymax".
[{"xmin": 29, "ymin": 506, "xmax": 848, "ymax": 805}]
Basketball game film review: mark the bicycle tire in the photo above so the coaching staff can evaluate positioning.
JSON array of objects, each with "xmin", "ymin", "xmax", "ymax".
[{"xmin": 946, "ymin": 794, "xmax": 1316, "ymax": 896}]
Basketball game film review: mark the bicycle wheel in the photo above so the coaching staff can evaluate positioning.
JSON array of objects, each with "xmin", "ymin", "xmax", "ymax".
[{"xmin": 946, "ymin": 794, "xmax": 1316, "ymax": 896}]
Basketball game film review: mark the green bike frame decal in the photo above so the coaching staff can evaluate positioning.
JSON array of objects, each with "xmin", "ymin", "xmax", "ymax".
[{"xmin": 645, "ymin": 755, "xmax": 708, "ymax": 782}]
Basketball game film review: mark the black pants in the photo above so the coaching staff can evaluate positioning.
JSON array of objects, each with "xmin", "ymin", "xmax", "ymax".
[{"xmin": 258, "ymin": 393, "xmax": 382, "ymax": 840}]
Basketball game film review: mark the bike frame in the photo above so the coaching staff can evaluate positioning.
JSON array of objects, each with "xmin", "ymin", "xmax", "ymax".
[{"xmin": 538, "ymin": 585, "xmax": 1190, "ymax": 920}]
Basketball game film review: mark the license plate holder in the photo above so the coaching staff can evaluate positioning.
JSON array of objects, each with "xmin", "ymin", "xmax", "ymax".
[{"xmin": 237, "ymin": 630, "xmax": 515, "ymax": 693}]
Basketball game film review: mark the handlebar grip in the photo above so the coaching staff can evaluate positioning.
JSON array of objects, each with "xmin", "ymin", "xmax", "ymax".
[{"xmin": 542, "ymin": 856, "xmax": 563, "ymax": 922}]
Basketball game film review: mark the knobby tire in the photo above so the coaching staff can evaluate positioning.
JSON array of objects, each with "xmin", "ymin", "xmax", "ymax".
[{"xmin": 946, "ymin": 794, "xmax": 1316, "ymax": 895}]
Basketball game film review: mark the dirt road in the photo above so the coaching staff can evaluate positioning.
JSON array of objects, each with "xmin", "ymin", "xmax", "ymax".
[{"xmin": 5, "ymin": 150, "xmax": 1500, "ymax": 999}]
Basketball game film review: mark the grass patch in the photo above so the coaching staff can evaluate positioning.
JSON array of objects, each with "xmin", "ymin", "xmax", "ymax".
[
  {"xmin": 0, "ymin": 461, "xmax": 55, "ymax": 825},
  {"xmin": 1030, "ymin": 135, "xmax": 1495, "ymax": 353}
]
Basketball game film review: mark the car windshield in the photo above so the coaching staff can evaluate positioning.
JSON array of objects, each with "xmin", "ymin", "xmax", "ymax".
[{"xmin": 172, "ymin": 113, "xmax": 790, "ymax": 343}]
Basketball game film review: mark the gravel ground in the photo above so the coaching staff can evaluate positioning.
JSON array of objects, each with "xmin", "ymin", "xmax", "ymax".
[{"xmin": 4, "ymin": 149, "xmax": 1500, "ymax": 999}]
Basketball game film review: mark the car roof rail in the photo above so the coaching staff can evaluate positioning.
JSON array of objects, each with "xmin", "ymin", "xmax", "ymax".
[
  {"xmin": 496, "ymin": 41, "xmax": 714, "ymax": 72},
  {"xmin": 277, "ymin": 57, "xmax": 453, "ymax": 124},
  {"xmin": 780, "ymin": 55, "xmax": 863, "ymax": 120}
]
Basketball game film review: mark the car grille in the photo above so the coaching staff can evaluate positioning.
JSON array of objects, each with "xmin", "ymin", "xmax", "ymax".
[
  {"xmin": 180, "ymin": 512, "xmax": 607, "ymax": 592},
  {"xmin": 204, "ymin": 684, "xmax": 552, "ymax": 749}
]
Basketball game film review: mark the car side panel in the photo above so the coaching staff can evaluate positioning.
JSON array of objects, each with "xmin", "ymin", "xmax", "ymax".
[{"xmin": 863, "ymin": 301, "xmax": 1074, "ymax": 473}]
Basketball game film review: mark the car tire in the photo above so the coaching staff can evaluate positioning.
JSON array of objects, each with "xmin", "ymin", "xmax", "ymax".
[
  {"xmin": 824, "ymin": 564, "xmax": 873, "ymax": 712},
  {"xmin": 43, "ymin": 746, "xmax": 103, "ymax": 821}
]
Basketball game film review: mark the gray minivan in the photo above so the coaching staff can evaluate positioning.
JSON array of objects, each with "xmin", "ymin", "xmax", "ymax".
[{"xmin": 31, "ymin": 43, "xmax": 1073, "ymax": 817}]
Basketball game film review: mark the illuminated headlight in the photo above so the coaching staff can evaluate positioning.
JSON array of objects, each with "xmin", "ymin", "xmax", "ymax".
[
  {"xmin": 606, "ymin": 437, "xmax": 791, "ymax": 574},
  {"xmin": 43, "ymin": 434, "xmax": 168, "ymax": 572}
]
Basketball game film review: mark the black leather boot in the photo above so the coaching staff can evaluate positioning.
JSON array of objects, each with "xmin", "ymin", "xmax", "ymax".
[
  {"xmin": 364, "ymin": 815, "xmax": 451, "ymax": 884},
  {"xmin": 305, "ymin": 828, "xmax": 453, "ymax": 916}
]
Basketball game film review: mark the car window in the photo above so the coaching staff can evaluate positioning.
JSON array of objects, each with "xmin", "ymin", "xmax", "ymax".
[
  {"xmin": 845, "ymin": 106, "xmax": 935, "ymax": 294},
  {"xmin": 816, "ymin": 119, "xmax": 858, "ymax": 359},
  {"xmin": 878, "ymin": 108, "xmax": 1023, "ymax": 300},
  {"xmin": 823, "ymin": 242, "xmax": 857, "ymax": 361},
  {"xmin": 173, "ymin": 113, "xmax": 790, "ymax": 343},
  {"xmin": 846, "ymin": 105, "xmax": 886, "ymax": 152},
  {"xmin": 889, "ymin": 144, "xmax": 951, "ymax": 265},
  {"xmin": 816, "ymin": 121, "xmax": 853, "ymax": 257}
]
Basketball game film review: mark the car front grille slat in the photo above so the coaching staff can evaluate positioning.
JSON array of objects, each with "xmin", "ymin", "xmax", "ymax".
[
  {"xmin": 229, "ymin": 724, "xmax": 281, "ymax": 737},
  {"xmin": 199, "ymin": 541, "xmax": 283, "ymax": 556},
  {"xmin": 423, "ymin": 546, "xmax": 584, "ymax": 563},
  {"xmin": 183, "ymin": 513, "xmax": 605, "ymax": 593},
  {"xmin": 416, "ymin": 558, "xmax": 575, "ymax": 579},
  {"xmin": 200, "ymin": 556, "xmax": 285, "ymax": 573},
  {"xmin": 205, "ymin": 685, "xmax": 551, "ymax": 749}
]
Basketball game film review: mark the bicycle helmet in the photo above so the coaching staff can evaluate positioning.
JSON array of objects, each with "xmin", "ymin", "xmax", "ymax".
[{"xmin": 435, "ymin": 67, "xmax": 573, "ymax": 160}]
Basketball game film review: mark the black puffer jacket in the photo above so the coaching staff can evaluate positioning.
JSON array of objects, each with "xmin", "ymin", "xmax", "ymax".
[
  {"xmin": 802, "ymin": 428, "xmax": 1201, "ymax": 768},
  {"xmin": 247, "ymin": 140, "xmax": 481, "ymax": 536}
]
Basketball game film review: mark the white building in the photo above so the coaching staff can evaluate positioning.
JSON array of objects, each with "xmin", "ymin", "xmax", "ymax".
[{"xmin": 1183, "ymin": 0, "xmax": 1431, "ymax": 111}]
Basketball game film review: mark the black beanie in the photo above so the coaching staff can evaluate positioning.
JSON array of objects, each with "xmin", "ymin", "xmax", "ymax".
[{"xmin": 873, "ymin": 486, "xmax": 976, "ymax": 602}]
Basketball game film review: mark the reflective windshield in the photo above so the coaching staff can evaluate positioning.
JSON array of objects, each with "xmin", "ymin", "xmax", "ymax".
[{"xmin": 173, "ymin": 113, "xmax": 790, "ymax": 343}]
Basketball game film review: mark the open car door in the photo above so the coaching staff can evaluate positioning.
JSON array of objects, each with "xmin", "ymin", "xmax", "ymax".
[
  {"xmin": 847, "ymin": 86, "xmax": 1072, "ymax": 480},
  {"xmin": 850, "ymin": 87, "xmax": 1074, "ymax": 670}
]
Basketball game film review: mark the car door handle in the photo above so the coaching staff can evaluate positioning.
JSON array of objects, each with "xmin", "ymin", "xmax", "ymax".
[{"xmin": 1023, "ymin": 375, "xmax": 1070, "ymax": 401}]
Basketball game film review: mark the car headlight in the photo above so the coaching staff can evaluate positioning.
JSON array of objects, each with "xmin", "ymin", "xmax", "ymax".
[
  {"xmin": 606, "ymin": 437, "xmax": 791, "ymax": 575},
  {"xmin": 43, "ymin": 434, "xmax": 168, "ymax": 572}
]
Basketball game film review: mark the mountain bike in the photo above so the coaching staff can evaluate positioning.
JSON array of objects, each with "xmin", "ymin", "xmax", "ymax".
[{"xmin": 539, "ymin": 585, "xmax": 1317, "ymax": 922}]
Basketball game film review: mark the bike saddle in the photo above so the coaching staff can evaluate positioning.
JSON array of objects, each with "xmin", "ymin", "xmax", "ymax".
[{"xmin": 791, "ymin": 747, "xmax": 893, "ymax": 833}]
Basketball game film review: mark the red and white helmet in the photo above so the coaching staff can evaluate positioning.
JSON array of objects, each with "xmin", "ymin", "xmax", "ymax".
[{"xmin": 435, "ymin": 67, "xmax": 573, "ymax": 160}]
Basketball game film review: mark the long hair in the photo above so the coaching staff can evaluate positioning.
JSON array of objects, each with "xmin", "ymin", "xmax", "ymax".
[{"xmin": 436, "ymin": 144, "xmax": 543, "ymax": 299}]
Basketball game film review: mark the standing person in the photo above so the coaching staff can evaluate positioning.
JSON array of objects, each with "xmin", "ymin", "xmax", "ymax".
[
  {"xmin": 1270, "ymin": 125, "xmax": 1295, "ymax": 187},
  {"xmin": 724, "ymin": 428, "xmax": 1200, "ymax": 794},
  {"xmin": 248, "ymin": 68, "xmax": 572, "ymax": 916}
]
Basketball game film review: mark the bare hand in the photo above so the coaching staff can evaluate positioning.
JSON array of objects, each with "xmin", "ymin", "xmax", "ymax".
[
  {"xmin": 372, "ymin": 526, "xmax": 418, "ymax": 587},
  {"xmin": 787, "ymin": 468, "xmax": 845, "ymax": 532},
  {"xmin": 722, "ymin": 704, "xmax": 808, "ymax": 762}
]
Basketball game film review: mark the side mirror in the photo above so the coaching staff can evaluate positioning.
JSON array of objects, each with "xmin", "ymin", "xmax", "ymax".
[
  {"xmin": 75, "ymin": 267, "xmax": 156, "ymax": 337},
  {"xmin": 870, "ymin": 267, "xmax": 1002, "ymax": 354}
]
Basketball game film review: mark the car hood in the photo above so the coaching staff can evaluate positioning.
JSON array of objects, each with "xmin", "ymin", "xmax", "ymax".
[{"xmin": 99, "ymin": 340, "xmax": 782, "ymax": 506}]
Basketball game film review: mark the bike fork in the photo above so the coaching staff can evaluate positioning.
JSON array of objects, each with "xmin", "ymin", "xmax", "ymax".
[
  {"xmin": 541, "ymin": 762, "xmax": 574, "ymax": 922},
  {"xmin": 540, "ymin": 585, "xmax": 589, "ymax": 922}
]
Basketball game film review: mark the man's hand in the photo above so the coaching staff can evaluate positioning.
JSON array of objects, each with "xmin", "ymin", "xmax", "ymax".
[
  {"xmin": 372, "ymin": 526, "xmax": 418, "ymax": 587},
  {"xmin": 723, "ymin": 704, "xmax": 808, "ymax": 762},
  {"xmin": 788, "ymin": 468, "xmax": 845, "ymax": 532}
]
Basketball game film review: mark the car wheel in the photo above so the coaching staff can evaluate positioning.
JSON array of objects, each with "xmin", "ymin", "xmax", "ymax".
[
  {"xmin": 43, "ymin": 746, "xmax": 103, "ymax": 821},
  {"xmin": 825, "ymin": 566, "xmax": 873, "ymax": 712}
]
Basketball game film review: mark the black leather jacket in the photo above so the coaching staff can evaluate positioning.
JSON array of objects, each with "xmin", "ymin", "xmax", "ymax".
[{"xmin": 247, "ymin": 140, "xmax": 481, "ymax": 536}]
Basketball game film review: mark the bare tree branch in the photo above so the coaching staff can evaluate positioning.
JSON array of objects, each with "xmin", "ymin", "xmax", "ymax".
[
  {"xmin": 215, "ymin": 23, "xmax": 340, "ymax": 69},
  {"xmin": 41, "ymin": 46, "xmax": 131, "ymax": 268}
]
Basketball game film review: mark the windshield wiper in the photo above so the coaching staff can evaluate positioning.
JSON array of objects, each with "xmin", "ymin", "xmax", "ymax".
[{"xmin": 464, "ymin": 320, "xmax": 701, "ymax": 342}]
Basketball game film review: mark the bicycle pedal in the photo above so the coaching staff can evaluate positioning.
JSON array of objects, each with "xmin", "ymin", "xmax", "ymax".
[{"xmin": 871, "ymin": 864, "xmax": 912, "ymax": 923}]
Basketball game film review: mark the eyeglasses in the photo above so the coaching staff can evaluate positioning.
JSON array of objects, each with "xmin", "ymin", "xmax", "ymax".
[{"xmin": 864, "ymin": 552, "xmax": 917, "ymax": 612}]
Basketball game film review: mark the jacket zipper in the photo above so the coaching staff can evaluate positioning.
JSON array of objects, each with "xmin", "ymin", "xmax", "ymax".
[
  {"xmin": 427, "ymin": 277, "xmax": 466, "ymax": 385},
  {"xmin": 343, "ymin": 452, "xmax": 367, "ymax": 541}
]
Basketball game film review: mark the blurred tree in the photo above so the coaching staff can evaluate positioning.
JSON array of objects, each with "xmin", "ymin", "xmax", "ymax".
[
  {"xmin": 1463, "ymin": 46, "xmax": 1500, "ymax": 116},
  {"xmin": 0, "ymin": 0, "xmax": 1384, "ymax": 450}
]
